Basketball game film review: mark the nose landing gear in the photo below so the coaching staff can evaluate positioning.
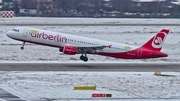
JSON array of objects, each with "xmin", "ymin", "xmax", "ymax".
[{"xmin": 21, "ymin": 41, "xmax": 25, "ymax": 50}]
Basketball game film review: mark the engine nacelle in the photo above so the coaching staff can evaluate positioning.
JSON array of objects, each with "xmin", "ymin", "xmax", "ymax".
[{"xmin": 63, "ymin": 46, "xmax": 77, "ymax": 55}]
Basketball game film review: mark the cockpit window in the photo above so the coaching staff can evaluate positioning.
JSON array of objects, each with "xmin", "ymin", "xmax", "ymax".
[{"xmin": 12, "ymin": 29, "xmax": 19, "ymax": 32}]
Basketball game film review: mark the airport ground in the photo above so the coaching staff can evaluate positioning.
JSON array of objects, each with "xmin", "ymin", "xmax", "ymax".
[
  {"xmin": 0, "ymin": 18, "xmax": 180, "ymax": 101},
  {"xmin": 0, "ymin": 63, "xmax": 180, "ymax": 101}
]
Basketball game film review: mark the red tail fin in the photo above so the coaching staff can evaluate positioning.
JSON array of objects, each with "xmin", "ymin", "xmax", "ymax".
[{"xmin": 141, "ymin": 29, "xmax": 170, "ymax": 52}]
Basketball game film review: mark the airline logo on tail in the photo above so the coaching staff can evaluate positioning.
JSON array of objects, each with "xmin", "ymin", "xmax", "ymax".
[
  {"xmin": 152, "ymin": 32, "xmax": 167, "ymax": 48},
  {"xmin": 154, "ymin": 37, "xmax": 162, "ymax": 45}
]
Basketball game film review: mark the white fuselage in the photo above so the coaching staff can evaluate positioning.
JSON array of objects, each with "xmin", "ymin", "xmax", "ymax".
[{"xmin": 7, "ymin": 27, "xmax": 138, "ymax": 53}]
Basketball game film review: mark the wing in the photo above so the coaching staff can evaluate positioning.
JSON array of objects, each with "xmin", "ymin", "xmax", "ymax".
[{"xmin": 69, "ymin": 45, "xmax": 112, "ymax": 53}]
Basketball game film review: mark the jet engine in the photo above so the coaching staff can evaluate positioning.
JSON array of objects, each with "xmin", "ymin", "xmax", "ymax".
[{"xmin": 62, "ymin": 46, "xmax": 77, "ymax": 55}]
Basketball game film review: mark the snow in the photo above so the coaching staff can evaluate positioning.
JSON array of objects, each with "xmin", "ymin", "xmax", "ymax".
[
  {"xmin": 0, "ymin": 17, "xmax": 180, "ymax": 24},
  {"xmin": 0, "ymin": 17, "xmax": 180, "ymax": 63},
  {"xmin": 0, "ymin": 72, "xmax": 179, "ymax": 100}
]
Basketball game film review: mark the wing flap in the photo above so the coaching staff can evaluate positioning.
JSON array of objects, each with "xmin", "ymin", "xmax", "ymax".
[{"xmin": 76, "ymin": 45, "xmax": 111, "ymax": 53}]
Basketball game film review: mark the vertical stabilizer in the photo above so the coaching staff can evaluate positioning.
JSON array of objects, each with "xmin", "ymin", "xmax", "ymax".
[{"xmin": 141, "ymin": 29, "xmax": 169, "ymax": 51}]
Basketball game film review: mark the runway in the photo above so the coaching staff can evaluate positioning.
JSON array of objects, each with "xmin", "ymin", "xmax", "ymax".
[
  {"xmin": 0, "ymin": 63, "xmax": 179, "ymax": 72},
  {"xmin": 1, "ymin": 24, "xmax": 180, "ymax": 26}
]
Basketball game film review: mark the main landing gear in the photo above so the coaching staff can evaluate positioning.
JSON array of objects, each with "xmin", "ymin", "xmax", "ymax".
[
  {"xmin": 80, "ymin": 53, "xmax": 88, "ymax": 62},
  {"xmin": 21, "ymin": 41, "xmax": 25, "ymax": 50}
]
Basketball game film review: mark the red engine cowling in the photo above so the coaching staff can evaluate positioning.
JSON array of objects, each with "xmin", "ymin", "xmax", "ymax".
[{"xmin": 63, "ymin": 46, "xmax": 77, "ymax": 55}]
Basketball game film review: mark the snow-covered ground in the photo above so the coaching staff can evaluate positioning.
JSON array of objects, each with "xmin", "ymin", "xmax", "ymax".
[
  {"xmin": 0, "ymin": 17, "xmax": 180, "ymax": 24},
  {"xmin": 0, "ymin": 71, "xmax": 179, "ymax": 100}
]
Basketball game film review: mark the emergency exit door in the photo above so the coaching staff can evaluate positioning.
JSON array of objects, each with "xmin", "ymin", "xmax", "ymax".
[{"xmin": 137, "ymin": 48, "xmax": 142, "ymax": 57}]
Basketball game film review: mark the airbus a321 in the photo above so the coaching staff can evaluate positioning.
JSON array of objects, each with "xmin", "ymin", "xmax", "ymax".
[{"xmin": 6, "ymin": 27, "xmax": 169, "ymax": 62}]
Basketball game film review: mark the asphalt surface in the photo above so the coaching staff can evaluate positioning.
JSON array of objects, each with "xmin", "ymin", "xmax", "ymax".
[
  {"xmin": 1, "ymin": 23, "xmax": 180, "ymax": 26},
  {"xmin": 0, "ymin": 63, "xmax": 179, "ymax": 72}
]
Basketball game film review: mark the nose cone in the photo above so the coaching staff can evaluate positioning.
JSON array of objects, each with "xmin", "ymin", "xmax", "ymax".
[{"xmin": 6, "ymin": 31, "xmax": 13, "ymax": 38}]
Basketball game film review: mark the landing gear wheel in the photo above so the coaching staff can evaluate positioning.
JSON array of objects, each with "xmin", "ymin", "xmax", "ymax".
[
  {"xmin": 80, "ymin": 55, "xmax": 84, "ymax": 60},
  {"xmin": 21, "ymin": 47, "xmax": 24, "ymax": 50},
  {"xmin": 83, "ymin": 57, "xmax": 88, "ymax": 62},
  {"xmin": 80, "ymin": 51, "xmax": 88, "ymax": 62},
  {"xmin": 80, "ymin": 55, "xmax": 88, "ymax": 62}
]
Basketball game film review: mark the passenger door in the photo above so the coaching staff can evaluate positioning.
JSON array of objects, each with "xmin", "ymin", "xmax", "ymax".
[{"xmin": 23, "ymin": 28, "xmax": 28, "ymax": 37}]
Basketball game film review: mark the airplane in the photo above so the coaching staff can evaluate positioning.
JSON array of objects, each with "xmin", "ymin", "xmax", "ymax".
[{"xmin": 6, "ymin": 27, "xmax": 169, "ymax": 62}]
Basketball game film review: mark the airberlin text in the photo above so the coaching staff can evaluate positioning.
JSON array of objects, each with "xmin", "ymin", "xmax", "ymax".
[{"xmin": 30, "ymin": 32, "xmax": 67, "ymax": 43}]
